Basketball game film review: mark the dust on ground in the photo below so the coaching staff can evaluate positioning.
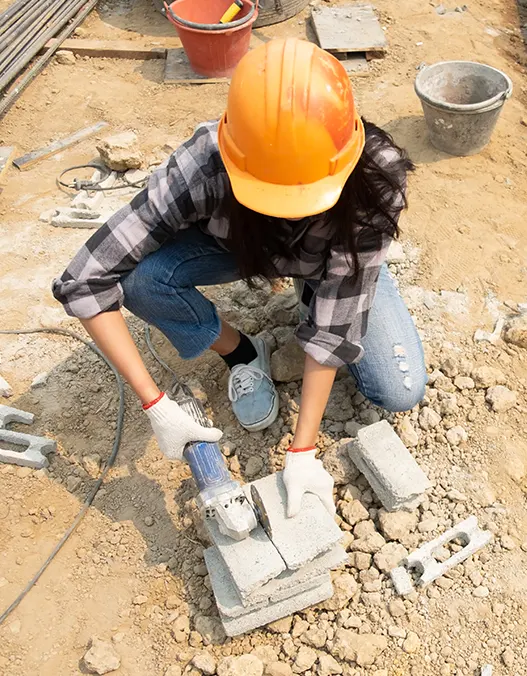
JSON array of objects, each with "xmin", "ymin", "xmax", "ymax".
[{"xmin": 1, "ymin": 0, "xmax": 527, "ymax": 674}]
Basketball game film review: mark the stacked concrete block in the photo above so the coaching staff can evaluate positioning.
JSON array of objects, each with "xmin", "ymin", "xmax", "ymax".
[
  {"xmin": 390, "ymin": 516, "xmax": 492, "ymax": 595},
  {"xmin": 205, "ymin": 471, "xmax": 346, "ymax": 636},
  {"xmin": 349, "ymin": 420, "xmax": 431, "ymax": 511},
  {"xmin": 0, "ymin": 404, "xmax": 56, "ymax": 469}
]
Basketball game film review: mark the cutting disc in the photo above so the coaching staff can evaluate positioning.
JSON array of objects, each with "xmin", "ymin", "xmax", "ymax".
[{"xmin": 250, "ymin": 485, "xmax": 272, "ymax": 539}]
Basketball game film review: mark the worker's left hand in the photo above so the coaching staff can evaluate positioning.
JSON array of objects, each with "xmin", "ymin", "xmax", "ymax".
[{"xmin": 283, "ymin": 448, "xmax": 336, "ymax": 518}]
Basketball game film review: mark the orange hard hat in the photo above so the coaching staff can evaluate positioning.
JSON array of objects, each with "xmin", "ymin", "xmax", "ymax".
[{"xmin": 218, "ymin": 38, "xmax": 365, "ymax": 219}]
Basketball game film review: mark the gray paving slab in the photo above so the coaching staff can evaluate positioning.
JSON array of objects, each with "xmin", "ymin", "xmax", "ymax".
[
  {"xmin": 206, "ymin": 519, "xmax": 286, "ymax": 599},
  {"xmin": 350, "ymin": 421, "xmax": 431, "ymax": 511},
  {"xmin": 220, "ymin": 575, "xmax": 333, "ymax": 637},
  {"xmin": 245, "ymin": 471, "xmax": 343, "ymax": 570}
]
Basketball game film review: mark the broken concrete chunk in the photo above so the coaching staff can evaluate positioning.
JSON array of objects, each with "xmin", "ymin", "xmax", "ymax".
[
  {"xmin": 0, "ymin": 375, "xmax": 13, "ymax": 398},
  {"xmin": 96, "ymin": 131, "xmax": 143, "ymax": 171},
  {"xmin": 322, "ymin": 438, "xmax": 360, "ymax": 485},
  {"xmin": 349, "ymin": 420, "xmax": 431, "ymax": 511},
  {"xmin": 503, "ymin": 314, "xmax": 527, "ymax": 349},
  {"xmin": 55, "ymin": 50, "xmax": 76, "ymax": 65},
  {"xmin": 0, "ymin": 405, "xmax": 55, "ymax": 469},
  {"xmin": 486, "ymin": 385, "xmax": 517, "ymax": 412}
]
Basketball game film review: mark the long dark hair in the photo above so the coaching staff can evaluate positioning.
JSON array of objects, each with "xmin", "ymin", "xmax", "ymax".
[{"xmin": 223, "ymin": 120, "xmax": 414, "ymax": 282}]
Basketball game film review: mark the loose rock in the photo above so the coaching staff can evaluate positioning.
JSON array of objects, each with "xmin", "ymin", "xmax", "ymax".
[
  {"xmin": 446, "ymin": 426, "xmax": 468, "ymax": 446},
  {"xmin": 397, "ymin": 417, "xmax": 419, "ymax": 447},
  {"xmin": 97, "ymin": 131, "xmax": 143, "ymax": 171},
  {"xmin": 419, "ymin": 407, "xmax": 441, "ymax": 430},
  {"xmin": 271, "ymin": 341, "xmax": 304, "ymax": 382},
  {"xmin": 245, "ymin": 456, "xmax": 264, "ymax": 478},
  {"xmin": 471, "ymin": 366, "xmax": 506, "ymax": 388},
  {"xmin": 322, "ymin": 439, "xmax": 359, "ymax": 485},
  {"xmin": 266, "ymin": 664, "xmax": 292, "ymax": 676},
  {"xmin": 486, "ymin": 386, "xmax": 517, "ymax": 412},
  {"xmin": 218, "ymin": 655, "xmax": 263, "ymax": 676},
  {"xmin": 403, "ymin": 631, "xmax": 421, "ymax": 654},
  {"xmin": 192, "ymin": 651, "xmax": 217, "ymax": 675},
  {"xmin": 331, "ymin": 629, "xmax": 388, "ymax": 666},
  {"xmin": 374, "ymin": 542, "xmax": 408, "ymax": 573},
  {"xmin": 322, "ymin": 572, "xmax": 358, "ymax": 610},
  {"xmin": 56, "ymin": 50, "xmax": 76, "ymax": 65},
  {"xmin": 378, "ymin": 509, "xmax": 418, "ymax": 541},
  {"xmin": 341, "ymin": 500, "xmax": 369, "ymax": 526},
  {"xmin": 503, "ymin": 314, "xmax": 527, "ymax": 349},
  {"xmin": 295, "ymin": 646, "xmax": 317, "ymax": 671},
  {"xmin": 454, "ymin": 376, "xmax": 475, "ymax": 390},
  {"xmin": 194, "ymin": 615, "xmax": 225, "ymax": 645},
  {"xmin": 317, "ymin": 653, "xmax": 343, "ymax": 676},
  {"xmin": 83, "ymin": 637, "xmax": 121, "ymax": 675}
]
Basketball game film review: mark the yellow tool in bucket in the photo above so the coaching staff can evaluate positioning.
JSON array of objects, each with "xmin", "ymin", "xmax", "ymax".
[{"xmin": 219, "ymin": 0, "xmax": 243, "ymax": 23}]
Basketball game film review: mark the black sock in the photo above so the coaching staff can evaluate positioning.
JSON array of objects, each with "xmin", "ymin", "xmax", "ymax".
[{"xmin": 221, "ymin": 332, "xmax": 257, "ymax": 369}]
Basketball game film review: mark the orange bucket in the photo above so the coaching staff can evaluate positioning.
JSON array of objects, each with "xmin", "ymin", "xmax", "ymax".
[{"xmin": 165, "ymin": 0, "xmax": 258, "ymax": 78}]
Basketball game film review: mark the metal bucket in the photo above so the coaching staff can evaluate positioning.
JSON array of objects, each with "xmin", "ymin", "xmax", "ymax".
[{"xmin": 415, "ymin": 61, "xmax": 513, "ymax": 156}]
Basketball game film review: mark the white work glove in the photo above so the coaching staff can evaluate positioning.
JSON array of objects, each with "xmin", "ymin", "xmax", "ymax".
[
  {"xmin": 143, "ymin": 392, "xmax": 222, "ymax": 461},
  {"xmin": 283, "ymin": 448, "xmax": 336, "ymax": 518}
]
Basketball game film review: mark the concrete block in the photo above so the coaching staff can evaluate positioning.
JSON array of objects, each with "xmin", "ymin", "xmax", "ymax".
[
  {"xmin": 0, "ymin": 405, "xmax": 34, "ymax": 428},
  {"xmin": 480, "ymin": 666, "xmax": 492, "ymax": 676},
  {"xmin": 71, "ymin": 168, "xmax": 117, "ymax": 210},
  {"xmin": 390, "ymin": 566, "xmax": 414, "ymax": 596},
  {"xmin": 207, "ymin": 519, "xmax": 286, "ymax": 599},
  {"xmin": 245, "ymin": 471, "xmax": 343, "ymax": 570},
  {"xmin": 220, "ymin": 575, "xmax": 333, "ymax": 637},
  {"xmin": 205, "ymin": 543, "xmax": 346, "ymax": 616},
  {"xmin": 392, "ymin": 516, "xmax": 492, "ymax": 593},
  {"xmin": 0, "ymin": 429, "xmax": 56, "ymax": 468},
  {"xmin": 0, "ymin": 404, "xmax": 55, "ymax": 469},
  {"xmin": 349, "ymin": 421, "xmax": 431, "ymax": 511},
  {"xmin": 51, "ymin": 208, "xmax": 110, "ymax": 229}
]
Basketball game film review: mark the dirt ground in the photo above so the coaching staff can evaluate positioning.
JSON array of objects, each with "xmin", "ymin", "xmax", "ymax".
[{"xmin": 1, "ymin": 0, "xmax": 527, "ymax": 674}]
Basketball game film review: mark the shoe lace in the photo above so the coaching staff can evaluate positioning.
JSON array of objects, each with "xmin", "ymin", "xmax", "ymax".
[{"xmin": 228, "ymin": 364, "xmax": 270, "ymax": 402}]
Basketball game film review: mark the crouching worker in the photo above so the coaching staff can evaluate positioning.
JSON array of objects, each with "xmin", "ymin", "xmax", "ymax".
[{"xmin": 52, "ymin": 38, "xmax": 426, "ymax": 518}]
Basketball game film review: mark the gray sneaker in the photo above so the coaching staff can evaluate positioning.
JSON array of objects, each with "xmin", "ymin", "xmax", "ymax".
[{"xmin": 227, "ymin": 337, "xmax": 279, "ymax": 431}]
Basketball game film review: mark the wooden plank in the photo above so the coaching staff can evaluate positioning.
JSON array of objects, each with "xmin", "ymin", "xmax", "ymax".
[
  {"xmin": 43, "ymin": 38, "xmax": 167, "ymax": 60},
  {"xmin": 0, "ymin": 146, "xmax": 16, "ymax": 182},
  {"xmin": 13, "ymin": 122, "xmax": 108, "ymax": 172},
  {"xmin": 311, "ymin": 5, "xmax": 387, "ymax": 54},
  {"xmin": 164, "ymin": 49, "xmax": 229, "ymax": 85}
]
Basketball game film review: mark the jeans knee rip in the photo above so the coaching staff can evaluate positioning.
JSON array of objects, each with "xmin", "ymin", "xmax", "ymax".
[{"xmin": 393, "ymin": 344, "xmax": 413, "ymax": 391}]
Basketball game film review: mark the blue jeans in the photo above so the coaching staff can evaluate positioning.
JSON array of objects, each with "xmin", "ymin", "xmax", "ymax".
[{"xmin": 122, "ymin": 228, "xmax": 426, "ymax": 412}]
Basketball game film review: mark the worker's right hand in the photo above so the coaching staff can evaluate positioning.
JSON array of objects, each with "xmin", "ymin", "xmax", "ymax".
[{"xmin": 143, "ymin": 392, "xmax": 222, "ymax": 461}]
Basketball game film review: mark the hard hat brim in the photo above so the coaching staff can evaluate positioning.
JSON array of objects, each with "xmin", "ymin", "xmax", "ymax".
[{"xmin": 219, "ymin": 116, "xmax": 366, "ymax": 220}]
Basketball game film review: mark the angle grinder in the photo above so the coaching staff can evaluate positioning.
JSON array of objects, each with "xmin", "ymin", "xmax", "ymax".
[{"xmin": 176, "ymin": 386, "xmax": 271, "ymax": 541}]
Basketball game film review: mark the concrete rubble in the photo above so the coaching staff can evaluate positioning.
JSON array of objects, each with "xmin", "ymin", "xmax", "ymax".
[
  {"xmin": 205, "ymin": 471, "xmax": 346, "ymax": 636},
  {"xmin": 348, "ymin": 420, "xmax": 432, "ymax": 511},
  {"xmin": 0, "ymin": 404, "xmax": 56, "ymax": 469},
  {"xmin": 480, "ymin": 665, "xmax": 493, "ymax": 676},
  {"xmin": 0, "ymin": 374, "xmax": 13, "ymax": 398},
  {"xmin": 390, "ymin": 516, "xmax": 492, "ymax": 595},
  {"xmin": 96, "ymin": 130, "xmax": 144, "ymax": 171}
]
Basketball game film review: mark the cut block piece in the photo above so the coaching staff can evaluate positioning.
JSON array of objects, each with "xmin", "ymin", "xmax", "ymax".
[
  {"xmin": 206, "ymin": 519, "xmax": 286, "ymax": 599},
  {"xmin": 205, "ymin": 543, "xmax": 346, "ymax": 616},
  {"xmin": 245, "ymin": 471, "xmax": 343, "ymax": 570},
  {"xmin": 220, "ymin": 575, "xmax": 333, "ymax": 636},
  {"xmin": 0, "ymin": 429, "xmax": 56, "ymax": 468},
  {"xmin": 311, "ymin": 5, "xmax": 387, "ymax": 55},
  {"xmin": 0, "ymin": 405, "xmax": 34, "ymax": 428},
  {"xmin": 0, "ymin": 146, "xmax": 15, "ymax": 182},
  {"xmin": 349, "ymin": 421, "xmax": 431, "ymax": 511}
]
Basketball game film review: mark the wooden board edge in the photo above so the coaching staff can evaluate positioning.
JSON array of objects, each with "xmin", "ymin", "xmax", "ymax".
[{"xmin": 43, "ymin": 39, "xmax": 167, "ymax": 60}]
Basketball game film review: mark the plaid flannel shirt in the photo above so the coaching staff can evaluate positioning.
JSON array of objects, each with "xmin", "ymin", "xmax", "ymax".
[{"xmin": 52, "ymin": 120, "xmax": 406, "ymax": 368}]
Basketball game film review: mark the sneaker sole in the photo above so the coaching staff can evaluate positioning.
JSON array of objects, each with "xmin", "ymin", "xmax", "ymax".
[{"xmin": 239, "ymin": 391, "xmax": 280, "ymax": 432}]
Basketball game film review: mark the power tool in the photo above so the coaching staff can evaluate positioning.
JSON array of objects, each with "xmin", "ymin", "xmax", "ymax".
[{"xmin": 176, "ymin": 386, "xmax": 271, "ymax": 541}]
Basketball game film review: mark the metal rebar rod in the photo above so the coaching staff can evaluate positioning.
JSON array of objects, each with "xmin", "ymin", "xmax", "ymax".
[
  {"xmin": 0, "ymin": 0, "xmax": 85, "ymax": 91},
  {"xmin": 0, "ymin": 0, "xmax": 33, "ymax": 40},
  {"xmin": 0, "ymin": 0, "xmax": 67, "ymax": 72},
  {"xmin": 0, "ymin": 0, "xmax": 56, "ymax": 52},
  {"xmin": 0, "ymin": 0, "xmax": 99, "ymax": 117},
  {"xmin": 0, "ymin": 0, "xmax": 29, "ymax": 27}
]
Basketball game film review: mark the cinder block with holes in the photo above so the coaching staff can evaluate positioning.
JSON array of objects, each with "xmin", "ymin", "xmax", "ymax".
[
  {"xmin": 390, "ymin": 516, "xmax": 492, "ymax": 595},
  {"xmin": 0, "ymin": 404, "xmax": 56, "ymax": 469}
]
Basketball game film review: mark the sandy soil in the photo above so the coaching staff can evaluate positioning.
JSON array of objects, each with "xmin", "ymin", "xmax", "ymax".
[{"xmin": 1, "ymin": 0, "xmax": 527, "ymax": 674}]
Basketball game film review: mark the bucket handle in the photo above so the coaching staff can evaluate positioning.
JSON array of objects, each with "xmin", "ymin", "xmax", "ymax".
[{"xmin": 164, "ymin": 1, "xmax": 256, "ymax": 30}]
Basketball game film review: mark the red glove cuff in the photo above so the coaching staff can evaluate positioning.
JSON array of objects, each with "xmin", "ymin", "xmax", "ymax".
[
  {"xmin": 142, "ymin": 392, "xmax": 165, "ymax": 410},
  {"xmin": 287, "ymin": 446, "xmax": 317, "ymax": 453}
]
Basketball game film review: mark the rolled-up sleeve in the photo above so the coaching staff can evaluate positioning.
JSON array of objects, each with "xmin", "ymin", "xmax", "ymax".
[
  {"xmin": 296, "ymin": 229, "xmax": 390, "ymax": 368},
  {"xmin": 52, "ymin": 121, "xmax": 223, "ymax": 319}
]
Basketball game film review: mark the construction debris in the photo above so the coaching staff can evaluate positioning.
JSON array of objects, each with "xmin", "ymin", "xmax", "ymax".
[
  {"xmin": 0, "ymin": 405, "xmax": 56, "ymax": 469},
  {"xmin": 96, "ymin": 131, "xmax": 144, "ymax": 172},
  {"xmin": 0, "ymin": 375, "xmax": 13, "ymax": 398},
  {"xmin": 349, "ymin": 420, "xmax": 431, "ymax": 511},
  {"xmin": 390, "ymin": 516, "xmax": 492, "ymax": 595},
  {"xmin": 0, "ymin": 146, "xmax": 15, "ymax": 182},
  {"xmin": 205, "ymin": 471, "xmax": 346, "ymax": 636},
  {"xmin": 13, "ymin": 122, "xmax": 108, "ymax": 171},
  {"xmin": 83, "ymin": 637, "xmax": 121, "ymax": 675},
  {"xmin": 480, "ymin": 665, "xmax": 493, "ymax": 676}
]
